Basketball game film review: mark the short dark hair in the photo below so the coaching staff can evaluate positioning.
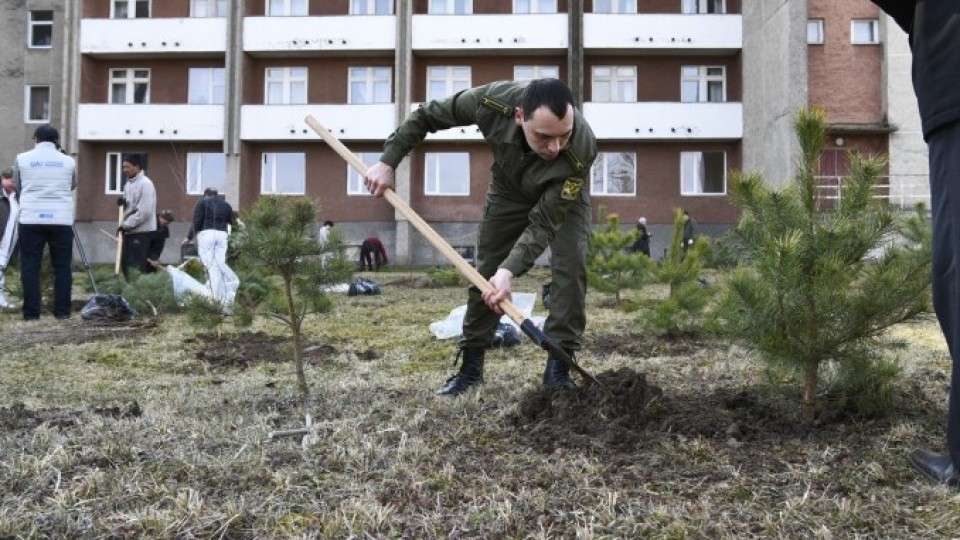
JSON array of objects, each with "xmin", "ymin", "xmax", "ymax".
[
  {"xmin": 0, "ymin": 169, "xmax": 12, "ymax": 179},
  {"xmin": 203, "ymin": 187, "xmax": 218, "ymax": 197},
  {"xmin": 519, "ymin": 78, "xmax": 574, "ymax": 121},
  {"xmin": 122, "ymin": 153, "xmax": 143, "ymax": 169},
  {"xmin": 33, "ymin": 124, "xmax": 60, "ymax": 144},
  {"xmin": 323, "ymin": 220, "xmax": 334, "ymax": 227},
  {"xmin": 160, "ymin": 210, "xmax": 175, "ymax": 222}
]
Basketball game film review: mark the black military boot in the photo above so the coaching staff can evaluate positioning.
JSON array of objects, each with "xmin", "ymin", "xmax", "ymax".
[
  {"xmin": 438, "ymin": 347, "xmax": 485, "ymax": 395},
  {"xmin": 542, "ymin": 349, "xmax": 577, "ymax": 390}
]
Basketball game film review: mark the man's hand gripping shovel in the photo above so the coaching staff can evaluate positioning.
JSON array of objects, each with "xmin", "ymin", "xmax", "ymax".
[{"xmin": 304, "ymin": 115, "xmax": 601, "ymax": 387}]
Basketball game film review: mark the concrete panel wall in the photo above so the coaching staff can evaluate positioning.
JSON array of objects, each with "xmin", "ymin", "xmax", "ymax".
[{"xmin": 742, "ymin": 0, "xmax": 807, "ymax": 187}]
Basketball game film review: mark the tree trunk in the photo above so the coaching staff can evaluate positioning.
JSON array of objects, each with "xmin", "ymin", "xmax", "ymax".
[
  {"xmin": 284, "ymin": 278, "xmax": 311, "ymax": 417},
  {"xmin": 802, "ymin": 360, "xmax": 818, "ymax": 421}
]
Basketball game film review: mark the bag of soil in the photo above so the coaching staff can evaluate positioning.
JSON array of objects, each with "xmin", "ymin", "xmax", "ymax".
[
  {"xmin": 80, "ymin": 293, "xmax": 139, "ymax": 322},
  {"xmin": 348, "ymin": 277, "xmax": 381, "ymax": 296}
]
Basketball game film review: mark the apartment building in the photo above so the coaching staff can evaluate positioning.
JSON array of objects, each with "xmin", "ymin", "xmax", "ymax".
[{"xmin": 63, "ymin": 0, "xmax": 743, "ymax": 264}]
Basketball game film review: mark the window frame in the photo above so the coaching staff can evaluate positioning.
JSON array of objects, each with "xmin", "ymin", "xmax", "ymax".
[
  {"xmin": 191, "ymin": 0, "xmax": 228, "ymax": 17},
  {"xmin": 267, "ymin": 0, "xmax": 308, "ymax": 16},
  {"xmin": 105, "ymin": 152, "xmax": 125, "ymax": 195},
  {"xmin": 851, "ymin": 19, "xmax": 880, "ymax": 45},
  {"xmin": 807, "ymin": 19, "xmax": 825, "ymax": 45},
  {"xmin": 428, "ymin": 0, "xmax": 472, "ymax": 15},
  {"xmin": 590, "ymin": 152, "xmax": 637, "ymax": 197},
  {"xmin": 28, "ymin": 11, "xmax": 54, "ymax": 49},
  {"xmin": 513, "ymin": 0, "xmax": 557, "ymax": 14},
  {"xmin": 680, "ymin": 151, "xmax": 727, "ymax": 196},
  {"xmin": 348, "ymin": 153, "xmax": 379, "ymax": 196},
  {"xmin": 350, "ymin": 0, "xmax": 393, "ymax": 15},
  {"xmin": 424, "ymin": 152, "xmax": 470, "ymax": 196},
  {"xmin": 591, "ymin": 65, "xmax": 637, "ymax": 103},
  {"xmin": 264, "ymin": 67, "xmax": 308, "ymax": 105},
  {"xmin": 592, "ymin": 0, "xmax": 637, "ymax": 14},
  {"xmin": 24, "ymin": 85, "xmax": 52, "ymax": 123},
  {"xmin": 186, "ymin": 152, "xmax": 227, "ymax": 195},
  {"xmin": 109, "ymin": 68, "xmax": 151, "ymax": 104},
  {"xmin": 681, "ymin": 0, "xmax": 725, "ymax": 14},
  {"xmin": 348, "ymin": 66, "xmax": 392, "ymax": 104},
  {"xmin": 188, "ymin": 67, "xmax": 226, "ymax": 105},
  {"xmin": 111, "ymin": 0, "xmax": 150, "ymax": 19},
  {"xmin": 426, "ymin": 66, "xmax": 471, "ymax": 101},
  {"xmin": 513, "ymin": 65, "xmax": 560, "ymax": 83},
  {"xmin": 680, "ymin": 65, "xmax": 726, "ymax": 103},
  {"xmin": 261, "ymin": 152, "xmax": 306, "ymax": 195}
]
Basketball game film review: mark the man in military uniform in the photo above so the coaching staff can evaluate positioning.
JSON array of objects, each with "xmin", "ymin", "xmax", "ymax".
[{"xmin": 364, "ymin": 78, "xmax": 597, "ymax": 395}]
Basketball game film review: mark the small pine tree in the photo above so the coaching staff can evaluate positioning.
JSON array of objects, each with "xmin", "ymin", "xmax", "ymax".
[
  {"xmin": 122, "ymin": 271, "xmax": 179, "ymax": 317},
  {"xmin": 716, "ymin": 107, "xmax": 932, "ymax": 419},
  {"xmin": 234, "ymin": 196, "xmax": 353, "ymax": 424},
  {"xmin": 587, "ymin": 211, "xmax": 651, "ymax": 307},
  {"xmin": 645, "ymin": 208, "xmax": 711, "ymax": 337}
]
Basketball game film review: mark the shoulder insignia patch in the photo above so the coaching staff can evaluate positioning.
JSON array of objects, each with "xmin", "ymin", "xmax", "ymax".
[
  {"xmin": 562, "ymin": 148, "xmax": 585, "ymax": 172},
  {"xmin": 561, "ymin": 178, "xmax": 583, "ymax": 201},
  {"xmin": 480, "ymin": 96, "xmax": 513, "ymax": 116}
]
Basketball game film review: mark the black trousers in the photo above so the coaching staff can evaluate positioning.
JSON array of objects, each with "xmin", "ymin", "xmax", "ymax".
[
  {"xmin": 928, "ymin": 119, "xmax": 960, "ymax": 468},
  {"xmin": 121, "ymin": 232, "xmax": 151, "ymax": 280},
  {"xmin": 18, "ymin": 224, "xmax": 73, "ymax": 319}
]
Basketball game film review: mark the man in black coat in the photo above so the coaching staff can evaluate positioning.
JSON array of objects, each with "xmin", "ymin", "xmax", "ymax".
[{"xmin": 871, "ymin": 0, "xmax": 960, "ymax": 487}]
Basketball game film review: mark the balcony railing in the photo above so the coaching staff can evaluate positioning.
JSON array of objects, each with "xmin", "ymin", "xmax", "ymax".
[
  {"xmin": 80, "ymin": 18, "xmax": 226, "ymax": 55},
  {"xmin": 240, "ymin": 103, "xmax": 395, "ymax": 141},
  {"xmin": 243, "ymin": 15, "xmax": 396, "ymax": 53},
  {"xmin": 76, "ymin": 104, "xmax": 224, "ymax": 140},
  {"xmin": 815, "ymin": 175, "xmax": 930, "ymax": 209},
  {"xmin": 584, "ymin": 13, "xmax": 742, "ymax": 52},
  {"xmin": 412, "ymin": 14, "xmax": 567, "ymax": 51},
  {"xmin": 583, "ymin": 102, "xmax": 743, "ymax": 140}
]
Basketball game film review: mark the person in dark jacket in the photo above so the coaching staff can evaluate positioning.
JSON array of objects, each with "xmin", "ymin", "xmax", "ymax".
[
  {"xmin": 145, "ymin": 210, "xmax": 174, "ymax": 272},
  {"xmin": 359, "ymin": 237, "xmax": 388, "ymax": 271},
  {"xmin": 871, "ymin": 0, "xmax": 960, "ymax": 487},
  {"xmin": 184, "ymin": 188, "xmax": 239, "ymax": 307},
  {"xmin": 629, "ymin": 217, "xmax": 651, "ymax": 257},
  {"xmin": 0, "ymin": 169, "xmax": 19, "ymax": 308}
]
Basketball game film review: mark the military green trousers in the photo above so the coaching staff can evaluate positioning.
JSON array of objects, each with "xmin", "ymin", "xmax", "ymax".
[{"xmin": 461, "ymin": 192, "xmax": 591, "ymax": 351}]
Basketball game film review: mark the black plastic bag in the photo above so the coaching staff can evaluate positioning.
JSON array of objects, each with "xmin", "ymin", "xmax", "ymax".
[
  {"xmin": 80, "ymin": 294, "xmax": 139, "ymax": 322},
  {"xmin": 347, "ymin": 277, "xmax": 381, "ymax": 296},
  {"xmin": 492, "ymin": 322, "xmax": 521, "ymax": 348}
]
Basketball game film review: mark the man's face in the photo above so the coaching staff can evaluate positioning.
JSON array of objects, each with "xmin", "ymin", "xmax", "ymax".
[
  {"xmin": 515, "ymin": 104, "xmax": 574, "ymax": 161},
  {"xmin": 0, "ymin": 176, "xmax": 13, "ymax": 194},
  {"xmin": 122, "ymin": 161, "xmax": 140, "ymax": 179}
]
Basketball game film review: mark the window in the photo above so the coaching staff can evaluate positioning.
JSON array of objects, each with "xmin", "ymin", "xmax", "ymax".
[
  {"xmin": 187, "ymin": 153, "xmax": 226, "ymax": 194},
  {"xmin": 593, "ymin": 0, "xmax": 637, "ymax": 13},
  {"xmin": 188, "ymin": 68, "xmax": 226, "ymax": 104},
  {"xmin": 429, "ymin": 0, "xmax": 472, "ymax": 14},
  {"xmin": 591, "ymin": 152, "xmax": 636, "ymax": 196},
  {"xmin": 349, "ymin": 67, "xmax": 391, "ymax": 104},
  {"xmin": 29, "ymin": 11, "xmax": 53, "ymax": 48},
  {"xmin": 268, "ymin": 0, "xmax": 307, "ymax": 16},
  {"xmin": 261, "ymin": 153, "xmax": 306, "ymax": 194},
  {"xmin": 192, "ymin": 0, "xmax": 227, "ymax": 17},
  {"xmin": 350, "ymin": 0, "xmax": 392, "ymax": 14},
  {"xmin": 514, "ymin": 66, "xmax": 559, "ymax": 83},
  {"xmin": 348, "ymin": 153, "xmax": 379, "ymax": 195},
  {"xmin": 513, "ymin": 0, "xmax": 557, "ymax": 14},
  {"xmin": 681, "ymin": 0, "xmax": 724, "ymax": 14},
  {"xmin": 25, "ymin": 86, "xmax": 51, "ymax": 122},
  {"xmin": 427, "ymin": 66, "xmax": 471, "ymax": 101},
  {"xmin": 681, "ymin": 66, "xmax": 725, "ymax": 103},
  {"xmin": 681, "ymin": 151, "xmax": 726, "ymax": 195},
  {"xmin": 807, "ymin": 19, "xmax": 824, "ymax": 44},
  {"xmin": 112, "ymin": 0, "xmax": 150, "ymax": 18},
  {"xmin": 425, "ymin": 153, "xmax": 469, "ymax": 195},
  {"xmin": 591, "ymin": 66, "xmax": 637, "ymax": 103},
  {"xmin": 852, "ymin": 20, "xmax": 879, "ymax": 44},
  {"xmin": 110, "ymin": 69, "xmax": 150, "ymax": 104},
  {"xmin": 265, "ymin": 67, "xmax": 307, "ymax": 105}
]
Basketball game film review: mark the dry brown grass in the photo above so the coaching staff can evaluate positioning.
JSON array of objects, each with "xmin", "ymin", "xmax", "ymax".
[{"xmin": 0, "ymin": 268, "xmax": 957, "ymax": 538}]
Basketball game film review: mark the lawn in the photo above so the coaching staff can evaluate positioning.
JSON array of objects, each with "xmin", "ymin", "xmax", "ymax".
[{"xmin": 0, "ymin": 268, "xmax": 957, "ymax": 538}]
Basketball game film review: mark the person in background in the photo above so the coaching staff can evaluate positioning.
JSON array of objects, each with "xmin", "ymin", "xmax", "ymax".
[
  {"xmin": 186, "ymin": 187, "xmax": 239, "ymax": 307},
  {"xmin": 629, "ymin": 216, "xmax": 651, "ymax": 257},
  {"xmin": 359, "ymin": 237, "xmax": 388, "ymax": 271},
  {"xmin": 317, "ymin": 220, "xmax": 334, "ymax": 246},
  {"xmin": 14, "ymin": 124, "xmax": 76, "ymax": 320},
  {"xmin": 146, "ymin": 209, "xmax": 175, "ymax": 272},
  {"xmin": 681, "ymin": 210, "xmax": 696, "ymax": 255},
  {"xmin": 0, "ymin": 169, "xmax": 19, "ymax": 308},
  {"xmin": 870, "ymin": 0, "xmax": 960, "ymax": 488},
  {"xmin": 117, "ymin": 153, "xmax": 157, "ymax": 280}
]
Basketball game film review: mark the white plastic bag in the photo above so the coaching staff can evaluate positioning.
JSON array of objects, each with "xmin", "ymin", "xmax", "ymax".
[
  {"xmin": 429, "ymin": 292, "xmax": 542, "ymax": 340},
  {"xmin": 166, "ymin": 263, "xmax": 213, "ymax": 302}
]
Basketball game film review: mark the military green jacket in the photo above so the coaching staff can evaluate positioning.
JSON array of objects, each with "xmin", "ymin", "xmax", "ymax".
[{"xmin": 380, "ymin": 81, "xmax": 597, "ymax": 276}]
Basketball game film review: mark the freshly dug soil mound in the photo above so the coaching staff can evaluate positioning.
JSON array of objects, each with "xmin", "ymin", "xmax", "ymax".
[{"xmin": 517, "ymin": 367, "xmax": 662, "ymax": 424}]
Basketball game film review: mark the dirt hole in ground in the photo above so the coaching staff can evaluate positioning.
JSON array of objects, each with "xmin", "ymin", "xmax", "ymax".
[
  {"xmin": 189, "ymin": 332, "xmax": 348, "ymax": 369},
  {"xmin": 0, "ymin": 400, "xmax": 142, "ymax": 432}
]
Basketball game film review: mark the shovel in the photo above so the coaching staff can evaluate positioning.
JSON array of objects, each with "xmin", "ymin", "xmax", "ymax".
[{"xmin": 305, "ymin": 115, "xmax": 600, "ymax": 387}]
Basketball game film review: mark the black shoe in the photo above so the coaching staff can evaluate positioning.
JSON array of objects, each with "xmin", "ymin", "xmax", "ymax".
[
  {"xmin": 909, "ymin": 449, "xmax": 960, "ymax": 487},
  {"xmin": 438, "ymin": 347, "xmax": 484, "ymax": 396},
  {"xmin": 542, "ymin": 350, "xmax": 577, "ymax": 390}
]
